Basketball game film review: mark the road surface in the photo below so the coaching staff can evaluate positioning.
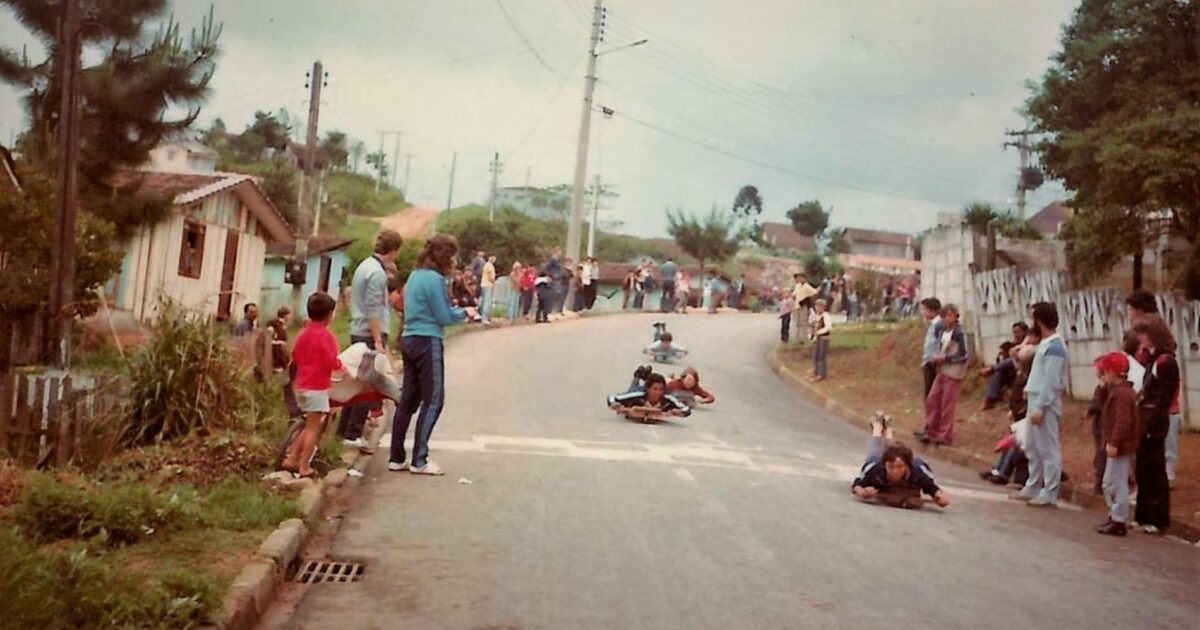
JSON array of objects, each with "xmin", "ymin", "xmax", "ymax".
[
  {"xmin": 274, "ymin": 313, "xmax": 1198, "ymax": 629},
  {"xmin": 376, "ymin": 206, "xmax": 437, "ymax": 241}
]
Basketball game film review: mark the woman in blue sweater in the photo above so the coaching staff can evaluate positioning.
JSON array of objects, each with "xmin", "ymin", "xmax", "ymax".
[{"xmin": 388, "ymin": 235, "xmax": 476, "ymax": 475}]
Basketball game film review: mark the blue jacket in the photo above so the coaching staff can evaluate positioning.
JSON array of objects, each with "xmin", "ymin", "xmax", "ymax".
[
  {"xmin": 402, "ymin": 269, "xmax": 466, "ymax": 338},
  {"xmin": 853, "ymin": 455, "xmax": 940, "ymax": 497},
  {"xmin": 922, "ymin": 316, "xmax": 942, "ymax": 364},
  {"xmin": 1025, "ymin": 333, "xmax": 1068, "ymax": 417}
]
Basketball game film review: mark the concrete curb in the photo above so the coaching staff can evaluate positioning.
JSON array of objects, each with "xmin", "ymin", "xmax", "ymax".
[{"xmin": 767, "ymin": 348, "xmax": 1200, "ymax": 544}]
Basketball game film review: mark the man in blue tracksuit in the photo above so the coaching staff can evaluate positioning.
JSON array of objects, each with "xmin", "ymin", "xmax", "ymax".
[
  {"xmin": 389, "ymin": 235, "xmax": 477, "ymax": 476},
  {"xmin": 1011, "ymin": 302, "xmax": 1069, "ymax": 508}
]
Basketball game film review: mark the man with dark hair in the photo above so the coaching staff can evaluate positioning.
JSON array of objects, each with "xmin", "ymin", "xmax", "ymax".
[
  {"xmin": 1125, "ymin": 289, "xmax": 1183, "ymax": 488},
  {"xmin": 234, "ymin": 302, "xmax": 259, "ymax": 336},
  {"xmin": 1011, "ymin": 302, "xmax": 1068, "ymax": 508},
  {"xmin": 853, "ymin": 414, "xmax": 949, "ymax": 509},
  {"xmin": 980, "ymin": 322, "xmax": 1031, "ymax": 410},
  {"xmin": 266, "ymin": 306, "xmax": 292, "ymax": 372},
  {"xmin": 1125, "ymin": 289, "xmax": 1159, "ymax": 320},
  {"xmin": 338, "ymin": 228, "xmax": 403, "ymax": 450},
  {"xmin": 919, "ymin": 297, "xmax": 943, "ymax": 400},
  {"xmin": 607, "ymin": 372, "xmax": 691, "ymax": 418},
  {"xmin": 660, "ymin": 257, "xmax": 678, "ymax": 312}
]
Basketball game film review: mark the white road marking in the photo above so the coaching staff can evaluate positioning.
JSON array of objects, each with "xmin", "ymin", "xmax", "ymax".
[{"xmin": 674, "ymin": 468, "xmax": 697, "ymax": 483}]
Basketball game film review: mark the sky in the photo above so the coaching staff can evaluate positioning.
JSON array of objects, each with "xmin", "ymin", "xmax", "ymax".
[{"xmin": 0, "ymin": 0, "xmax": 1080, "ymax": 238}]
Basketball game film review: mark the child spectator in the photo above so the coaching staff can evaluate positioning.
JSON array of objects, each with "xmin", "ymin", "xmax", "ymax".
[
  {"xmin": 918, "ymin": 304, "xmax": 968, "ymax": 446},
  {"xmin": 919, "ymin": 297, "xmax": 943, "ymax": 401},
  {"xmin": 1095, "ymin": 352, "xmax": 1139, "ymax": 537},
  {"xmin": 809, "ymin": 298, "xmax": 832, "ymax": 381},
  {"xmin": 778, "ymin": 288, "xmax": 796, "ymax": 343},
  {"xmin": 282, "ymin": 292, "xmax": 344, "ymax": 479}
]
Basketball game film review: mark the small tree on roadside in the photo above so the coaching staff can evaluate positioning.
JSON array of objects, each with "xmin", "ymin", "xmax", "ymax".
[
  {"xmin": 667, "ymin": 207, "xmax": 740, "ymax": 271},
  {"xmin": 826, "ymin": 228, "xmax": 849, "ymax": 255},
  {"xmin": 731, "ymin": 185, "xmax": 765, "ymax": 244}
]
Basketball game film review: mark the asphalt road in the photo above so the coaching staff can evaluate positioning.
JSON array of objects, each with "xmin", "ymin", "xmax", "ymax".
[{"xmin": 275, "ymin": 313, "xmax": 1198, "ymax": 630}]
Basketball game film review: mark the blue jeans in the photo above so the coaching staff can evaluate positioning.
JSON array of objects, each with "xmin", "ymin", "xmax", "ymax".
[
  {"xmin": 390, "ymin": 336, "xmax": 446, "ymax": 468},
  {"xmin": 507, "ymin": 291, "xmax": 520, "ymax": 321},
  {"xmin": 1103, "ymin": 455, "xmax": 1132, "ymax": 523},
  {"xmin": 985, "ymin": 358, "xmax": 1016, "ymax": 402},
  {"xmin": 480, "ymin": 286, "xmax": 494, "ymax": 322},
  {"xmin": 336, "ymin": 334, "xmax": 386, "ymax": 440},
  {"xmin": 1020, "ymin": 409, "xmax": 1062, "ymax": 504}
]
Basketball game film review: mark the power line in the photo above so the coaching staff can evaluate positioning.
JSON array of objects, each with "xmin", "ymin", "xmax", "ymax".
[
  {"xmin": 494, "ymin": 0, "xmax": 556, "ymax": 74},
  {"xmin": 606, "ymin": 107, "xmax": 960, "ymax": 207}
]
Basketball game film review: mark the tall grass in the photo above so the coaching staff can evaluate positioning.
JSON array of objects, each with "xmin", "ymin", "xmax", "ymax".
[{"xmin": 124, "ymin": 301, "xmax": 249, "ymax": 446}]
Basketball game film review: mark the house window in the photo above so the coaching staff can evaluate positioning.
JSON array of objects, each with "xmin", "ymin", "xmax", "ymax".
[{"xmin": 179, "ymin": 219, "xmax": 206, "ymax": 279}]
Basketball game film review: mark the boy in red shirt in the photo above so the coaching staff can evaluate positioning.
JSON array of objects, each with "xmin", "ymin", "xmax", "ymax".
[{"xmin": 283, "ymin": 292, "xmax": 344, "ymax": 478}]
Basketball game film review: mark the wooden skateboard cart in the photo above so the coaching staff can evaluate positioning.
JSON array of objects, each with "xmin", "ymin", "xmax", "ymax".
[{"xmin": 620, "ymin": 406, "xmax": 668, "ymax": 424}]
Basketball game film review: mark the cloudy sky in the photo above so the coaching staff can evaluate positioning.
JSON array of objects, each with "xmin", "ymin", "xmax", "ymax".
[{"xmin": 0, "ymin": 0, "xmax": 1079, "ymax": 238}]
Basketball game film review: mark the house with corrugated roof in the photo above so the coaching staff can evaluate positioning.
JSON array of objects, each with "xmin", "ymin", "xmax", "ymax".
[{"xmin": 260, "ymin": 236, "xmax": 353, "ymax": 318}]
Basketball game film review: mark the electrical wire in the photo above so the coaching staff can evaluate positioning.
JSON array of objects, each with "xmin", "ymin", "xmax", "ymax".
[
  {"xmin": 494, "ymin": 0, "xmax": 556, "ymax": 75},
  {"xmin": 507, "ymin": 53, "xmax": 587, "ymax": 160}
]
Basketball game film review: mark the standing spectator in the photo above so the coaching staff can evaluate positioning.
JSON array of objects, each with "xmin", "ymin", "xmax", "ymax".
[
  {"xmin": 479, "ymin": 254, "xmax": 497, "ymax": 324},
  {"xmin": 234, "ymin": 303, "xmax": 259, "ymax": 336},
  {"xmin": 585, "ymin": 257, "xmax": 600, "ymax": 309},
  {"xmin": 1095, "ymin": 352, "xmax": 1139, "ymax": 536},
  {"xmin": 543, "ymin": 247, "xmax": 565, "ymax": 313},
  {"xmin": 641, "ymin": 262, "xmax": 658, "ymax": 310},
  {"xmin": 281, "ymin": 292, "xmax": 344, "ymax": 479},
  {"xmin": 1132, "ymin": 322, "xmax": 1178, "ymax": 534},
  {"xmin": 534, "ymin": 271, "xmax": 553, "ymax": 323},
  {"xmin": 570, "ymin": 264, "xmax": 586, "ymax": 311},
  {"xmin": 336, "ymin": 228, "xmax": 403, "ymax": 450},
  {"xmin": 778, "ymin": 287, "xmax": 795, "ymax": 343},
  {"xmin": 919, "ymin": 303, "xmax": 968, "ymax": 445},
  {"xmin": 579, "ymin": 258, "xmax": 595, "ymax": 310},
  {"xmin": 660, "ymin": 257, "xmax": 679, "ymax": 312},
  {"xmin": 519, "ymin": 263, "xmax": 536, "ymax": 319},
  {"xmin": 1086, "ymin": 367, "xmax": 1113, "ymax": 495},
  {"xmin": 632, "ymin": 262, "xmax": 648, "ymax": 310},
  {"xmin": 793, "ymin": 273, "xmax": 817, "ymax": 340},
  {"xmin": 847, "ymin": 286, "xmax": 859, "ymax": 322},
  {"xmin": 389, "ymin": 235, "xmax": 476, "ymax": 476},
  {"xmin": 676, "ymin": 270, "xmax": 690, "ymax": 313},
  {"xmin": 1125, "ymin": 290, "xmax": 1181, "ymax": 489},
  {"xmin": 506, "ymin": 262, "xmax": 523, "ymax": 321},
  {"xmin": 919, "ymin": 298, "xmax": 943, "ymax": 401},
  {"xmin": 703, "ymin": 272, "xmax": 716, "ymax": 314},
  {"xmin": 731, "ymin": 274, "xmax": 746, "ymax": 310},
  {"xmin": 809, "ymin": 298, "xmax": 832, "ymax": 381},
  {"xmin": 1010, "ymin": 302, "xmax": 1068, "ymax": 508},
  {"xmin": 881, "ymin": 276, "xmax": 895, "ymax": 316},
  {"xmin": 266, "ymin": 306, "xmax": 292, "ymax": 373},
  {"xmin": 557, "ymin": 258, "xmax": 574, "ymax": 314},
  {"xmin": 470, "ymin": 250, "xmax": 486, "ymax": 286},
  {"xmin": 621, "ymin": 269, "xmax": 637, "ymax": 309}
]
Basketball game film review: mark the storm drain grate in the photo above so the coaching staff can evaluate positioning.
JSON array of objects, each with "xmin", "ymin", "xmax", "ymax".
[{"xmin": 295, "ymin": 559, "xmax": 365, "ymax": 584}]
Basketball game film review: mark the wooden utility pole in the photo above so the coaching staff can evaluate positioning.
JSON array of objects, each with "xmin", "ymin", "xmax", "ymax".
[
  {"xmin": 1004, "ymin": 129, "xmax": 1033, "ymax": 220},
  {"xmin": 488, "ymin": 152, "xmax": 502, "ymax": 222},
  {"xmin": 402, "ymin": 153, "xmax": 412, "ymax": 195},
  {"xmin": 45, "ymin": 0, "xmax": 82, "ymax": 367},
  {"xmin": 390, "ymin": 132, "xmax": 403, "ymax": 188},
  {"xmin": 311, "ymin": 169, "xmax": 326, "ymax": 237},
  {"xmin": 445, "ymin": 152, "xmax": 457, "ymax": 212},
  {"xmin": 294, "ymin": 60, "xmax": 323, "ymax": 316}
]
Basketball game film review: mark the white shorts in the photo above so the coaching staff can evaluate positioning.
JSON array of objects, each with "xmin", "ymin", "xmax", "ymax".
[{"xmin": 296, "ymin": 390, "xmax": 331, "ymax": 413}]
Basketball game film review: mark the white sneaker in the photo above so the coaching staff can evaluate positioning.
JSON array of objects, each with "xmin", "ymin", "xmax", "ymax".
[
  {"xmin": 1027, "ymin": 498, "xmax": 1057, "ymax": 508},
  {"xmin": 342, "ymin": 437, "xmax": 367, "ymax": 449},
  {"xmin": 409, "ymin": 461, "xmax": 445, "ymax": 476},
  {"xmin": 1141, "ymin": 524, "xmax": 1160, "ymax": 534},
  {"xmin": 387, "ymin": 461, "xmax": 409, "ymax": 472}
]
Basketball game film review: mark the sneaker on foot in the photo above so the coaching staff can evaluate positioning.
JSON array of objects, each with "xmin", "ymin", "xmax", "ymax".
[
  {"xmin": 1140, "ymin": 524, "xmax": 1161, "ymax": 535},
  {"xmin": 1096, "ymin": 522, "xmax": 1127, "ymax": 537},
  {"xmin": 342, "ymin": 437, "xmax": 367, "ymax": 449},
  {"xmin": 1027, "ymin": 498, "xmax": 1057, "ymax": 508},
  {"xmin": 1008, "ymin": 493, "xmax": 1033, "ymax": 502},
  {"xmin": 387, "ymin": 461, "xmax": 409, "ymax": 472},
  {"xmin": 410, "ymin": 461, "xmax": 445, "ymax": 476}
]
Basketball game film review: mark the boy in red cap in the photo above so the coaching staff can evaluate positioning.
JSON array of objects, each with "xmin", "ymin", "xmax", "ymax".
[{"xmin": 1095, "ymin": 352, "xmax": 1139, "ymax": 536}]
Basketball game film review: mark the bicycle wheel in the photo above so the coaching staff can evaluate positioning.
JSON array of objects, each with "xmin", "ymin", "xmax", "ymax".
[{"xmin": 275, "ymin": 418, "xmax": 305, "ymax": 471}]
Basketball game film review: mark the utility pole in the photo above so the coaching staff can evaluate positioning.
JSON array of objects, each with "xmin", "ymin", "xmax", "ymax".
[
  {"xmin": 488, "ymin": 152, "xmax": 503, "ymax": 222},
  {"xmin": 445, "ymin": 151, "xmax": 457, "ymax": 214},
  {"xmin": 525, "ymin": 166, "xmax": 531, "ymax": 188},
  {"xmin": 311, "ymin": 169, "xmax": 326, "ymax": 237},
  {"xmin": 586, "ymin": 174, "xmax": 601, "ymax": 257},
  {"xmin": 1004, "ymin": 128, "xmax": 1033, "ymax": 219},
  {"xmin": 565, "ymin": 0, "xmax": 604, "ymax": 263},
  {"xmin": 294, "ymin": 60, "xmax": 324, "ymax": 317},
  {"xmin": 374, "ymin": 131, "xmax": 385, "ymax": 193},
  {"xmin": 403, "ymin": 153, "xmax": 413, "ymax": 196},
  {"xmin": 45, "ymin": 0, "xmax": 82, "ymax": 367},
  {"xmin": 390, "ymin": 131, "xmax": 402, "ymax": 187}
]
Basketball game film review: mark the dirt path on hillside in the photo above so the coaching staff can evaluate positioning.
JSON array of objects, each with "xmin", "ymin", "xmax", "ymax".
[{"xmin": 375, "ymin": 206, "xmax": 437, "ymax": 241}]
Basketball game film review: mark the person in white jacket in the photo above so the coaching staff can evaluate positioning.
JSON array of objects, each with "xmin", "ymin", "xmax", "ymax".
[{"xmin": 809, "ymin": 299, "xmax": 832, "ymax": 381}]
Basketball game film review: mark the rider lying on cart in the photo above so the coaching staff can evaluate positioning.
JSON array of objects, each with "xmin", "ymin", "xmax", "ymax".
[
  {"xmin": 608, "ymin": 372, "xmax": 692, "ymax": 418},
  {"xmin": 852, "ymin": 413, "xmax": 950, "ymax": 509}
]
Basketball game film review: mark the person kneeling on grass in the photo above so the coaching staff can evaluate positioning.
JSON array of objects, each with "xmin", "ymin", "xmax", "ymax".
[
  {"xmin": 282, "ymin": 292, "xmax": 345, "ymax": 479},
  {"xmin": 853, "ymin": 414, "xmax": 950, "ymax": 509},
  {"xmin": 608, "ymin": 372, "xmax": 692, "ymax": 418}
]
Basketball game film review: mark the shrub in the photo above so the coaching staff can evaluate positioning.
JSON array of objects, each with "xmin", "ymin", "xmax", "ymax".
[
  {"xmin": 199, "ymin": 479, "xmax": 299, "ymax": 530},
  {"xmin": 15, "ymin": 474, "xmax": 199, "ymax": 546},
  {"xmin": 0, "ymin": 528, "xmax": 221, "ymax": 629},
  {"xmin": 125, "ymin": 301, "xmax": 250, "ymax": 445}
]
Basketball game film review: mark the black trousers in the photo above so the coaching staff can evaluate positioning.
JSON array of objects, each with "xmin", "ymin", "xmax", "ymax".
[
  {"xmin": 780, "ymin": 313, "xmax": 792, "ymax": 342},
  {"xmin": 1135, "ymin": 435, "xmax": 1171, "ymax": 529}
]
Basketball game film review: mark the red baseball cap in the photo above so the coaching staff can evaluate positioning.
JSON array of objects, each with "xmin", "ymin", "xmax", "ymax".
[{"xmin": 1094, "ymin": 352, "xmax": 1129, "ymax": 375}]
